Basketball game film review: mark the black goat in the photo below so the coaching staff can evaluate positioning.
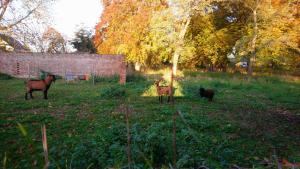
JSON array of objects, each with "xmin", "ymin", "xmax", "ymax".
[{"xmin": 199, "ymin": 87, "xmax": 214, "ymax": 101}]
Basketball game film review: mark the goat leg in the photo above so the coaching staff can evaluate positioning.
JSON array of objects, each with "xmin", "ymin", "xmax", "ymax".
[
  {"xmin": 44, "ymin": 90, "xmax": 48, "ymax": 100},
  {"xmin": 30, "ymin": 91, "xmax": 34, "ymax": 99},
  {"xmin": 25, "ymin": 92, "xmax": 28, "ymax": 100}
]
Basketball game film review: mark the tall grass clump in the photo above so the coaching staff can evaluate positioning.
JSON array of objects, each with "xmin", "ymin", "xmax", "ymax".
[
  {"xmin": 126, "ymin": 73, "xmax": 147, "ymax": 83},
  {"xmin": 99, "ymin": 84, "xmax": 127, "ymax": 98}
]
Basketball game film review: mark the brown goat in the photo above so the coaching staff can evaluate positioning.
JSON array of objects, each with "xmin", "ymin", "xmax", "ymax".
[
  {"xmin": 155, "ymin": 80, "xmax": 172, "ymax": 103},
  {"xmin": 25, "ymin": 74, "xmax": 56, "ymax": 100},
  {"xmin": 199, "ymin": 87, "xmax": 214, "ymax": 102}
]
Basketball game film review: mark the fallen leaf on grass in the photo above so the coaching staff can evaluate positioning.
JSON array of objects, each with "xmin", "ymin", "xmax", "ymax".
[{"xmin": 282, "ymin": 158, "xmax": 300, "ymax": 168}]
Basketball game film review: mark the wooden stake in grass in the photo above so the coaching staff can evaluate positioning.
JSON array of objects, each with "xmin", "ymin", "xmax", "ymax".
[
  {"xmin": 3, "ymin": 152, "xmax": 7, "ymax": 169},
  {"xmin": 41, "ymin": 124, "xmax": 49, "ymax": 169},
  {"xmin": 125, "ymin": 106, "xmax": 132, "ymax": 169},
  {"xmin": 272, "ymin": 149, "xmax": 282, "ymax": 169},
  {"xmin": 173, "ymin": 111, "xmax": 179, "ymax": 169}
]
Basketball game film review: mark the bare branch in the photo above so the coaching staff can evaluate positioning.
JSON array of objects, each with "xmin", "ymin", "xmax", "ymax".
[
  {"xmin": 0, "ymin": 0, "xmax": 10, "ymax": 21},
  {"xmin": 0, "ymin": 2, "xmax": 42, "ymax": 31},
  {"xmin": 0, "ymin": 1, "xmax": 42, "ymax": 31}
]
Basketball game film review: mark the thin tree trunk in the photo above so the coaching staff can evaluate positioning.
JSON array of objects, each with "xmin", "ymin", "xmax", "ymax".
[
  {"xmin": 248, "ymin": 5, "xmax": 258, "ymax": 75},
  {"xmin": 170, "ymin": 68, "xmax": 174, "ymax": 103},
  {"xmin": 172, "ymin": 18, "xmax": 191, "ymax": 75}
]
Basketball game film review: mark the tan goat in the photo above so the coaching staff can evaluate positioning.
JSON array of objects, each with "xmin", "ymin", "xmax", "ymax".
[
  {"xmin": 155, "ymin": 80, "xmax": 172, "ymax": 103},
  {"xmin": 25, "ymin": 74, "xmax": 56, "ymax": 100}
]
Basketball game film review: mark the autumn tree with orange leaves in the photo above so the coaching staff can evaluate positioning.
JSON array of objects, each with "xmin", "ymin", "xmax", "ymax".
[{"xmin": 94, "ymin": 0, "xmax": 168, "ymax": 69}]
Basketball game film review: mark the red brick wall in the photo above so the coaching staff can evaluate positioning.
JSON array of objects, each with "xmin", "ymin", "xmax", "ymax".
[{"xmin": 0, "ymin": 53, "xmax": 126, "ymax": 84}]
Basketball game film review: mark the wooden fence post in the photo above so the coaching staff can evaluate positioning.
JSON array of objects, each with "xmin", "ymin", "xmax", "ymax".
[
  {"xmin": 173, "ymin": 111, "xmax": 179, "ymax": 169},
  {"xmin": 125, "ymin": 106, "xmax": 132, "ymax": 169},
  {"xmin": 41, "ymin": 124, "xmax": 49, "ymax": 169}
]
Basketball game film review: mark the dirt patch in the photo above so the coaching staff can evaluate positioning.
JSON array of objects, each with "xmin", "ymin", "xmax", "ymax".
[
  {"xmin": 112, "ymin": 104, "xmax": 135, "ymax": 116},
  {"xmin": 49, "ymin": 111, "xmax": 65, "ymax": 120},
  {"xmin": 209, "ymin": 105, "xmax": 300, "ymax": 138},
  {"xmin": 48, "ymin": 105, "xmax": 73, "ymax": 120},
  {"xmin": 271, "ymin": 107, "xmax": 300, "ymax": 125},
  {"xmin": 76, "ymin": 112, "xmax": 94, "ymax": 120}
]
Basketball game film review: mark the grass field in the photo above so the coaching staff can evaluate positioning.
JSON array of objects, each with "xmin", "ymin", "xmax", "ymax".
[{"xmin": 0, "ymin": 71, "xmax": 300, "ymax": 169}]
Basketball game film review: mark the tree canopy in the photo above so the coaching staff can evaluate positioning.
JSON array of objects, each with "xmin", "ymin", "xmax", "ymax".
[
  {"xmin": 42, "ymin": 27, "xmax": 66, "ymax": 54},
  {"xmin": 71, "ymin": 28, "xmax": 96, "ymax": 53},
  {"xmin": 94, "ymin": 0, "xmax": 300, "ymax": 73},
  {"xmin": 0, "ymin": 0, "xmax": 55, "ymax": 52}
]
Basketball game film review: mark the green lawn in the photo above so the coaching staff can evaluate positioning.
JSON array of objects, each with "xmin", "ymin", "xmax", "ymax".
[{"xmin": 0, "ymin": 72, "xmax": 300, "ymax": 169}]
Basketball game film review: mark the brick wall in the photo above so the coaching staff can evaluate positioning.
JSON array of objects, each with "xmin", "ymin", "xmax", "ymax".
[{"xmin": 0, "ymin": 53, "xmax": 126, "ymax": 84}]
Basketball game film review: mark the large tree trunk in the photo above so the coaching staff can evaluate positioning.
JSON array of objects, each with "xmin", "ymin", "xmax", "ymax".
[
  {"xmin": 248, "ymin": 5, "xmax": 258, "ymax": 75},
  {"xmin": 134, "ymin": 62, "xmax": 141, "ymax": 71},
  {"xmin": 172, "ymin": 18, "xmax": 191, "ymax": 75}
]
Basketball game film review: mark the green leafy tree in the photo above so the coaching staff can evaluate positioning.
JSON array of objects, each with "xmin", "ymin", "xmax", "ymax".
[
  {"xmin": 141, "ymin": 9, "xmax": 177, "ymax": 66},
  {"xmin": 181, "ymin": 1, "xmax": 247, "ymax": 71},
  {"xmin": 71, "ymin": 28, "xmax": 96, "ymax": 53}
]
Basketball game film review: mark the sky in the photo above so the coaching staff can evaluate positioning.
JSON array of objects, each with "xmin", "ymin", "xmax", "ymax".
[{"xmin": 51, "ymin": 0, "xmax": 103, "ymax": 40}]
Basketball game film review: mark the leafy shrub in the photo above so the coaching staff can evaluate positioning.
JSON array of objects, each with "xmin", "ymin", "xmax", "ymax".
[
  {"xmin": 99, "ymin": 84, "xmax": 127, "ymax": 98},
  {"xmin": 55, "ymin": 75, "xmax": 63, "ymax": 80},
  {"xmin": 39, "ymin": 70, "xmax": 48, "ymax": 79},
  {"xmin": 126, "ymin": 73, "xmax": 147, "ymax": 83},
  {"xmin": 0, "ymin": 73, "xmax": 13, "ymax": 80},
  {"xmin": 64, "ymin": 140, "xmax": 109, "ymax": 169},
  {"xmin": 39, "ymin": 70, "xmax": 63, "ymax": 80}
]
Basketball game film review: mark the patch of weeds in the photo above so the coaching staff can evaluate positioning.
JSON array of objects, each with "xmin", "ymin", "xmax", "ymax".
[
  {"xmin": 99, "ymin": 84, "xmax": 127, "ymax": 98},
  {"xmin": 60, "ymin": 139, "xmax": 109, "ymax": 169},
  {"xmin": 183, "ymin": 70, "xmax": 199, "ymax": 77},
  {"xmin": 0, "ymin": 73, "xmax": 13, "ymax": 80},
  {"xmin": 263, "ymin": 76, "xmax": 283, "ymax": 83},
  {"xmin": 126, "ymin": 73, "xmax": 147, "ymax": 83},
  {"xmin": 93, "ymin": 74, "xmax": 119, "ymax": 83},
  {"xmin": 54, "ymin": 75, "xmax": 63, "ymax": 80},
  {"xmin": 210, "ymin": 80, "xmax": 230, "ymax": 88}
]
